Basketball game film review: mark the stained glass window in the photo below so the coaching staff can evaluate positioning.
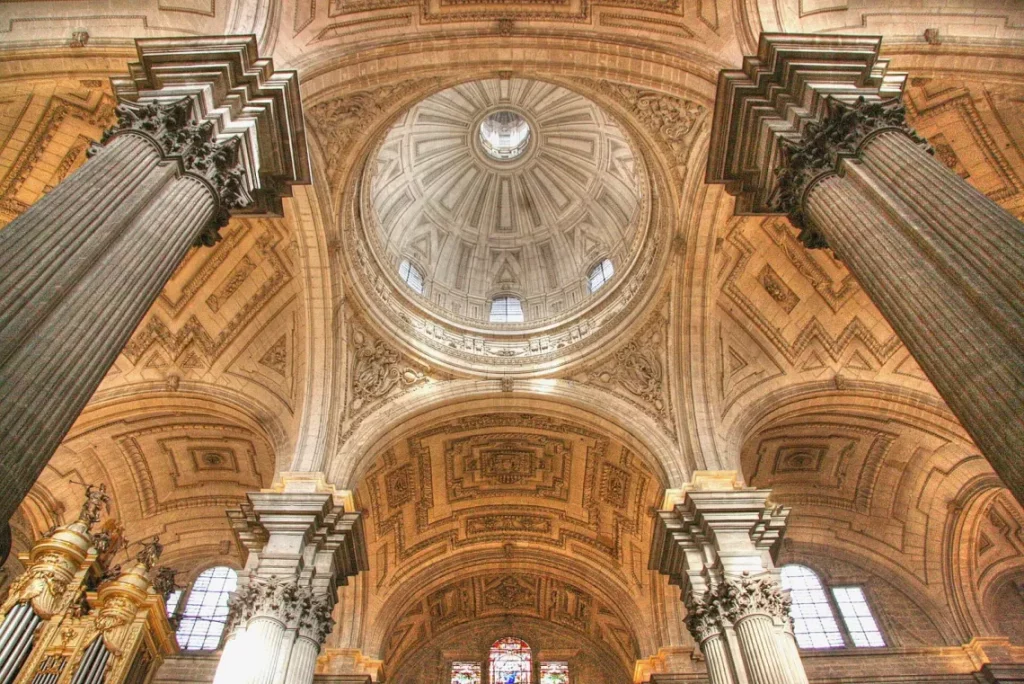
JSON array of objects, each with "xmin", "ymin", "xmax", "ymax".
[
  {"xmin": 539, "ymin": 662, "xmax": 569, "ymax": 684},
  {"xmin": 451, "ymin": 662, "xmax": 482, "ymax": 684},
  {"xmin": 174, "ymin": 566, "xmax": 237, "ymax": 650},
  {"xmin": 489, "ymin": 637, "xmax": 532, "ymax": 684}
]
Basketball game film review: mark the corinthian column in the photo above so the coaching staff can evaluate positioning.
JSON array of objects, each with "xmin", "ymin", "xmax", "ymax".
[
  {"xmin": 650, "ymin": 472, "xmax": 806, "ymax": 684},
  {"xmin": 214, "ymin": 477, "xmax": 368, "ymax": 684},
  {"xmin": 0, "ymin": 37, "xmax": 310, "ymax": 524},
  {"xmin": 706, "ymin": 33, "xmax": 1024, "ymax": 505}
]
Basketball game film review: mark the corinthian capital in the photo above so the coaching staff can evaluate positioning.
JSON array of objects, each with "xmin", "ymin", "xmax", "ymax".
[
  {"xmin": 774, "ymin": 97, "xmax": 931, "ymax": 248},
  {"xmin": 107, "ymin": 36, "xmax": 312, "ymax": 243}
]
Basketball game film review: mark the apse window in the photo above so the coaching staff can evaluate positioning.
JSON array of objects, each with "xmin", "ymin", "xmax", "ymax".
[
  {"xmin": 781, "ymin": 564, "xmax": 885, "ymax": 649},
  {"xmin": 489, "ymin": 296, "xmax": 524, "ymax": 323},
  {"xmin": 588, "ymin": 258, "xmax": 615, "ymax": 293},
  {"xmin": 479, "ymin": 111, "xmax": 531, "ymax": 161},
  {"xmin": 450, "ymin": 662, "xmax": 482, "ymax": 684},
  {"xmin": 172, "ymin": 566, "xmax": 237, "ymax": 650},
  {"xmin": 398, "ymin": 259, "xmax": 424, "ymax": 294},
  {"xmin": 490, "ymin": 637, "xmax": 532, "ymax": 684}
]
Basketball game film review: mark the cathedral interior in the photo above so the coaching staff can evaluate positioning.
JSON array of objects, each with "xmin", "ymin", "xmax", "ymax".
[{"xmin": 1, "ymin": 1, "xmax": 1024, "ymax": 683}]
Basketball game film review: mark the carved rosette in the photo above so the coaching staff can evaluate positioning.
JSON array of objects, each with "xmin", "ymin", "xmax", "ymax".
[
  {"xmin": 774, "ymin": 96, "xmax": 932, "ymax": 249},
  {"xmin": 97, "ymin": 99, "xmax": 254, "ymax": 246}
]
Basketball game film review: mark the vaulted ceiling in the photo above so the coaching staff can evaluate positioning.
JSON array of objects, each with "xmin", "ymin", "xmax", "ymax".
[{"xmin": 2, "ymin": 3, "xmax": 1024, "ymax": 677}]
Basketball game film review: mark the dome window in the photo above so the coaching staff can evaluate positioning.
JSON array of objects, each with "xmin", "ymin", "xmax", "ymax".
[
  {"xmin": 588, "ymin": 258, "xmax": 615, "ymax": 293},
  {"xmin": 399, "ymin": 259, "xmax": 424, "ymax": 294},
  {"xmin": 479, "ymin": 111, "xmax": 531, "ymax": 161},
  {"xmin": 489, "ymin": 296, "xmax": 524, "ymax": 323}
]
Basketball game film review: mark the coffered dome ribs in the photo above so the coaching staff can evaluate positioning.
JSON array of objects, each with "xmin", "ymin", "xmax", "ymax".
[{"xmin": 368, "ymin": 78, "xmax": 645, "ymax": 326}]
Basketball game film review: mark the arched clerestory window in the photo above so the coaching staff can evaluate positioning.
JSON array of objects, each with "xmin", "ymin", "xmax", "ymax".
[
  {"xmin": 165, "ymin": 566, "xmax": 238, "ymax": 650},
  {"xmin": 781, "ymin": 564, "xmax": 885, "ymax": 649}
]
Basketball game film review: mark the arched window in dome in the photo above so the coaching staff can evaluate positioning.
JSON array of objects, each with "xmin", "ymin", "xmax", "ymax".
[
  {"xmin": 398, "ymin": 259, "xmax": 424, "ymax": 294},
  {"xmin": 489, "ymin": 637, "xmax": 532, "ymax": 684},
  {"xmin": 450, "ymin": 662, "xmax": 482, "ymax": 684},
  {"xmin": 781, "ymin": 564, "xmax": 884, "ymax": 649},
  {"xmin": 489, "ymin": 296, "xmax": 524, "ymax": 323},
  {"xmin": 588, "ymin": 258, "xmax": 615, "ymax": 293},
  {"xmin": 168, "ymin": 566, "xmax": 237, "ymax": 650}
]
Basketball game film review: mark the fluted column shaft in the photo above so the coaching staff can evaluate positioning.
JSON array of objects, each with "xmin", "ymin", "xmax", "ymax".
[
  {"xmin": 0, "ymin": 131, "xmax": 218, "ymax": 522},
  {"xmin": 283, "ymin": 635, "xmax": 321, "ymax": 684},
  {"xmin": 734, "ymin": 615, "xmax": 791, "ymax": 684},
  {"xmin": 802, "ymin": 128, "xmax": 1024, "ymax": 499},
  {"xmin": 700, "ymin": 632, "xmax": 737, "ymax": 684},
  {"xmin": 247, "ymin": 617, "xmax": 287, "ymax": 684},
  {"xmin": 651, "ymin": 479, "xmax": 809, "ymax": 684}
]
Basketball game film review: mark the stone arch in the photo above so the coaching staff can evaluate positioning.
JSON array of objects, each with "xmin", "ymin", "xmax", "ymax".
[
  {"xmin": 20, "ymin": 391, "xmax": 279, "ymax": 576},
  {"xmin": 328, "ymin": 380, "xmax": 681, "ymax": 488}
]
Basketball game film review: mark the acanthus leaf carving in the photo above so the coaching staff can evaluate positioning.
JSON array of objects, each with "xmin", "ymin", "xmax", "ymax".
[
  {"xmin": 774, "ymin": 96, "xmax": 932, "ymax": 249},
  {"xmin": 97, "ymin": 98, "xmax": 253, "ymax": 246}
]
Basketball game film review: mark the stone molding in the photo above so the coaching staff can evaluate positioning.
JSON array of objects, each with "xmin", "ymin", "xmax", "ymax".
[
  {"xmin": 705, "ymin": 33, "xmax": 906, "ymax": 217},
  {"xmin": 111, "ymin": 36, "xmax": 311, "ymax": 218},
  {"xmin": 774, "ymin": 97, "xmax": 932, "ymax": 248}
]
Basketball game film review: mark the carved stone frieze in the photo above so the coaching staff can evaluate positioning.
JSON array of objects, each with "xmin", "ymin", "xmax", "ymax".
[
  {"xmin": 98, "ymin": 99, "xmax": 253, "ymax": 245},
  {"xmin": 774, "ymin": 96, "xmax": 932, "ymax": 248}
]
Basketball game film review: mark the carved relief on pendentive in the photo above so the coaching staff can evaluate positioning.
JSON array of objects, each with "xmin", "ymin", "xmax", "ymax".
[
  {"xmin": 385, "ymin": 464, "xmax": 414, "ymax": 509},
  {"xmin": 576, "ymin": 79, "xmax": 706, "ymax": 173},
  {"xmin": 347, "ymin": 323, "xmax": 428, "ymax": 414},
  {"xmin": 579, "ymin": 311, "xmax": 673, "ymax": 432},
  {"xmin": 305, "ymin": 79, "xmax": 442, "ymax": 178}
]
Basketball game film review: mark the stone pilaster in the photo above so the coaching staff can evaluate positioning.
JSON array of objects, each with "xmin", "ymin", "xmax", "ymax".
[
  {"xmin": 212, "ymin": 477, "xmax": 368, "ymax": 684},
  {"xmin": 705, "ymin": 33, "xmax": 1024, "ymax": 506},
  {"xmin": 650, "ymin": 472, "xmax": 806, "ymax": 684},
  {"xmin": 0, "ymin": 36, "xmax": 310, "ymax": 525}
]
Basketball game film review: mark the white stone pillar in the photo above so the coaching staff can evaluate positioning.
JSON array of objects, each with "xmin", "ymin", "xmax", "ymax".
[
  {"xmin": 0, "ymin": 36, "xmax": 311, "ymax": 524},
  {"xmin": 705, "ymin": 33, "xmax": 1024, "ymax": 506},
  {"xmin": 213, "ymin": 478, "xmax": 367, "ymax": 684},
  {"xmin": 651, "ymin": 472, "xmax": 808, "ymax": 684}
]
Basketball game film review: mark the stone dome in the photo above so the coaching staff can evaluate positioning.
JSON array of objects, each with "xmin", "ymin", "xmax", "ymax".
[{"xmin": 366, "ymin": 78, "xmax": 647, "ymax": 327}]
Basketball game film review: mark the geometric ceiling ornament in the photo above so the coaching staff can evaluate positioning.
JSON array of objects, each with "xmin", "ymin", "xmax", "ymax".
[{"xmin": 366, "ymin": 78, "xmax": 647, "ymax": 326}]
